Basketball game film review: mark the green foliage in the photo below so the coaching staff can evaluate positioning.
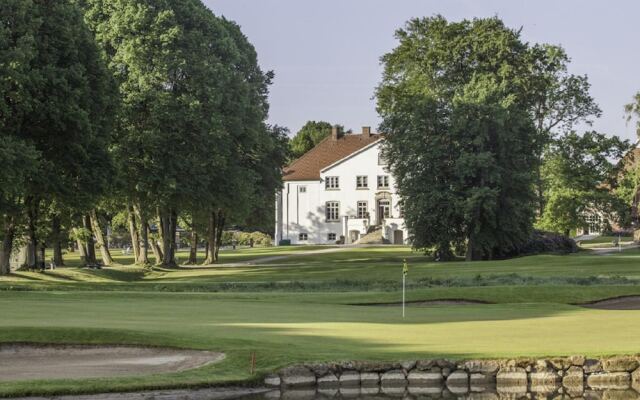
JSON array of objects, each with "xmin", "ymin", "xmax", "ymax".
[
  {"xmin": 376, "ymin": 16, "xmax": 538, "ymax": 260},
  {"xmin": 625, "ymin": 92, "xmax": 640, "ymax": 138},
  {"xmin": 537, "ymin": 131, "xmax": 632, "ymax": 234},
  {"xmin": 289, "ymin": 120, "xmax": 333, "ymax": 158}
]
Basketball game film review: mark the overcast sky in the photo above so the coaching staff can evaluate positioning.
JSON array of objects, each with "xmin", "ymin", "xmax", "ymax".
[{"xmin": 204, "ymin": 0, "xmax": 640, "ymax": 141}]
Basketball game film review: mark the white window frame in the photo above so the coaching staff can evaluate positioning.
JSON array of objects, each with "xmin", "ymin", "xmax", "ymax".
[
  {"xmin": 377, "ymin": 175, "xmax": 389, "ymax": 189},
  {"xmin": 327, "ymin": 233, "xmax": 336, "ymax": 241},
  {"xmin": 378, "ymin": 153, "xmax": 387, "ymax": 166},
  {"xmin": 357, "ymin": 201, "xmax": 368, "ymax": 219},
  {"xmin": 356, "ymin": 176, "xmax": 368, "ymax": 189},
  {"xmin": 325, "ymin": 201, "xmax": 340, "ymax": 222},
  {"xmin": 325, "ymin": 176, "xmax": 339, "ymax": 190},
  {"xmin": 298, "ymin": 233, "xmax": 308, "ymax": 241},
  {"xmin": 298, "ymin": 186, "xmax": 306, "ymax": 193}
]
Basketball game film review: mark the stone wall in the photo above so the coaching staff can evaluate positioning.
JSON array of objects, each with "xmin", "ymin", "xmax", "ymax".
[{"xmin": 264, "ymin": 356, "xmax": 640, "ymax": 395}]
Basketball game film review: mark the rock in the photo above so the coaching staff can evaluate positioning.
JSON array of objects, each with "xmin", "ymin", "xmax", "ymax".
[
  {"xmin": 585, "ymin": 359, "xmax": 603, "ymax": 373},
  {"xmin": 461, "ymin": 360, "xmax": 500, "ymax": 374},
  {"xmin": 602, "ymin": 389, "xmax": 640, "ymax": 400},
  {"xmin": 466, "ymin": 393, "xmax": 500, "ymax": 400},
  {"xmin": 317, "ymin": 373, "xmax": 339, "ymax": 387},
  {"xmin": 496, "ymin": 367, "xmax": 528, "ymax": 386},
  {"xmin": 280, "ymin": 366, "xmax": 316, "ymax": 387},
  {"xmin": 470, "ymin": 372, "xmax": 496, "ymax": 385},
  {"xmin": 400, "ymin": 360, "xmax": 416, "ymax": 371},
  {"xmin": 632, "ymin": 367, "xmax": 640, "ymax": 382},
  {"xmin": 584, "ymin": 389, "xmax": 605, "ymax": 400},
  {"xmin": 359, "ymin": 372, "xmax": 379, "ymax": 386},
  {"xmin": 360, "ymin": 386, "xmax": 379, "ymax": 395},
  {"xmin": 446, "ymin": 370, "xmax": 469, "ymax": 386},
  {"xmin": 408, "ymin": 386, "xmax": 442, "ymax": 396},
  {"xmin": 380, "ymin": 385, "xmax": 405, "ymax": 395},
  {"xmin": 305, "ymin": 362, "xmax": 330, "ymax": 377},
  {"xmin": 447, "ymin": 384, "xmax": 469, "ymax": 394},
  {"xmin": 415, "ymin": 359, "xmax": 436, "ymax": 370},
  {"xmin": 381, "ymin": 369, "xmax": 407, "ymax": 386},
  {"xmin": 264, "ymin": 374, "xmax": 281, "ymax": 387},
  {"xmin": 562, "ymin": 366, "xmax": 584, "ymax": 390},
  {"xmin": 529, "ymin": 370, "xmax": 561, "ymax": 386},
  {"xmin": 602, "ymin": 357, "xmax": 640, "ymax": 373},
  {"xmin": 441, "ymin": 367, "xmax": 451, "ymax": 377},
  {"xmin": 338, "ymin": 387, "xmax": 360, "ymax": 397},
  {"xmin": 407, "ymin": 370, "xmax": 443, "ymax": 386},
  {"xmin": 436, "ymin": 359, "xmax": 456, "ymax": 369},
  {"xmin": 535, "ymin": 359, "xmax": 549, "ymax": 370},
  {"xmin": 356, "ymin": 360, "xmax": 400, "ymax": 372},
  {"xmin": 549, "ymin": 357, "xmax": 569, "ymax": 370},
  {"xmin": 339, "ymin": 370, "xmax": 360, "ymax": 386},
  {"xmin": 587, "ymin": 372, "xmax": 631, "ymax": 390},
  {"xmin": 569, "ymin": 355, "xmax": 586, "ymax": 366}
]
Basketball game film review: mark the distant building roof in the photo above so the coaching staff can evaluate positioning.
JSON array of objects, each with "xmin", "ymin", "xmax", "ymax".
[{"xmin": 283, "ymin": 127, "xmax": 382, "ymax": 181}]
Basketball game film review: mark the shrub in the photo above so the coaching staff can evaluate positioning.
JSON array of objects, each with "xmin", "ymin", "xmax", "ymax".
[{"xmin": 496, "ymin": 229, "xmax": 577, "ymax": 259}]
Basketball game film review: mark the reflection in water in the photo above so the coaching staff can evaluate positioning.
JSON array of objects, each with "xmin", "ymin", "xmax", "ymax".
[{"xmin": 235, "ymin": 385, "xmax": 640, "ymax": 400}]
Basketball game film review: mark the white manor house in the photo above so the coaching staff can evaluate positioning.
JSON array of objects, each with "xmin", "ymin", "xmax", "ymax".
[{"xmin": 274, "ymin": 126, "xmax": 408, "ymax": 245}]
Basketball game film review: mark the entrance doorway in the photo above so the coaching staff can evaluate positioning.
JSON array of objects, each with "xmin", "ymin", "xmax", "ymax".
[
  {"xmin": 393, "ymin": 230, "xmax": 404, "ymax": 245},
  {"xmin": 377, "ymin": 199, "xmax": 391, "ymax": 223}
]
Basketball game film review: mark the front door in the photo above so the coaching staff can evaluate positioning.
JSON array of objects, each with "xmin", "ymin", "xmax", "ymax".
[
  {"xmin": 377, "ymin": 199, "xmax": 390, "ymax": 223},
  {"xmin": 393, "ymin": 230, "xmax": 404, "ymax": 245}
]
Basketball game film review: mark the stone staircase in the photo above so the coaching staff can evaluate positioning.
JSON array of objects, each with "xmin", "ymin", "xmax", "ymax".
[{"xmin": 354, "ymin": 225, "xmax": 390, "ymax": 245}]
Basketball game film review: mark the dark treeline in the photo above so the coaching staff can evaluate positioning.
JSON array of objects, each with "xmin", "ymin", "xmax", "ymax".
[{"xmin": 0, "ymin": 0, "xmax": 289, "ymax": 273}]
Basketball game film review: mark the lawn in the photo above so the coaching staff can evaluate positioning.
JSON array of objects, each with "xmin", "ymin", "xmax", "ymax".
[
  {"xmin": 577, "ymin": 235, "xmax": 634, "ymax": 248},
  {"xmin": 3, "ymin": 245, "xmax": 640, "ymax": 396}
]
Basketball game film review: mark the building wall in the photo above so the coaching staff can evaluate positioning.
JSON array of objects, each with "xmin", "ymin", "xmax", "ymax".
[{"xmin": 275, "ymin": 141, "xmax": 408, "ymax": 245}]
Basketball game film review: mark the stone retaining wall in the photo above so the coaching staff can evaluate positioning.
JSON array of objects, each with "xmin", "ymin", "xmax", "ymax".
[{"xmin": 264, "ymin": 356, "xmax": 640, "ymax": 394}]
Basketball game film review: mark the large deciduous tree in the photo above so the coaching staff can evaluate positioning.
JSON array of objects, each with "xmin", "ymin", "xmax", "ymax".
[
  {"xmin": 527, "ymin": 44, "xmax": 602, "ymax": 214},
  {"xmin": 537, "ymin": 131, "xmax": 632, "ymax": 235},
  {"xmin": 1, "ymin": 0, "xmax": 116, "ymax": 272},
  {"xmin": 376, "ymin": 16, "xmax": 539, "ymax": 260},
  {"xmin": 289, "ymin": 121, "xmax": 333, "ymax": 159}
]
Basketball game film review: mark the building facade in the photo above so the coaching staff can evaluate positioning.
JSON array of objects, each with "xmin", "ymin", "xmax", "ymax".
[{"xmin": 274, "ymin": 127, "xmax": 408, "ymax": 245}]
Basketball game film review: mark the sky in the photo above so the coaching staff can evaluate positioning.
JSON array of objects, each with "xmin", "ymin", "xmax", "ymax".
[{"xmin": 205, "ymin": 0, "xmax": 640, "ymax": 141}]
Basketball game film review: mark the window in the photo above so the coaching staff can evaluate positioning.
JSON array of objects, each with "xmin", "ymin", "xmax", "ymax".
[
  {"xmin": 325, "ymin": 176, "xmax": 339, "ymax": 190},
  {"xmin": 325, "ymin": 201, "xmax": 339, "ymax": 222},
  {"xmin": 327, "ymin": 233, "xmax": 336, "ymax": 241},
  {"xmin": 377, "ymin": 175, "xmax": 390, "ymax": 189},
  {"xmin": 356, "ymin": 176, "xmax": 368, "ymax": 189},
  {"xmin": 298, "ymin": 186, "xmax": 306, "ymax": 193},
  {"xmin": 298, "ymin": 233, "xmax": 308, "ymax": 241},
  {"xmin": 357, "ymin": 201, "xmax": 368, "ymax": 219},
  {"xmin": 378, "ymin": 153, "xmax": 388, "ymax": 165},
  {"xmin": 398, "ymin": 203, "xmax": 404, "ymax": 218}
]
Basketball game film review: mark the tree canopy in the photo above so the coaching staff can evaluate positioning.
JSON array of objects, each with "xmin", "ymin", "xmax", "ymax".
[
  {"xmin": 376, "ymin": 16, "xmax": 539, "ymax": 260},
  {"xmin": 289, "ymin": 120, "xmax": 334, "ymax": 159}
]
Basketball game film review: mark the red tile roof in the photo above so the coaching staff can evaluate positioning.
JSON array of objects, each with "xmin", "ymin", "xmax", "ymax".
[{"xmin": 283, "ymin": 133, "xmax": 382, "ymax": 181}]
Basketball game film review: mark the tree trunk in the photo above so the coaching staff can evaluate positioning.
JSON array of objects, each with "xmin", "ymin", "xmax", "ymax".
[
  {"xmin": 204, "ymin": 241, "xmax": 209, "ymax": 261},
  {"xmin": 83, "ymin": 214, "xmax": 97, "ymax": 264},
  {"xmin": 0, "ymin": 217, "xmax": 16, "ymax": 275},
  {"xmin": 127, "ymin": 202, "xmax": 141, "ymax": 263},
  {"xmin": 147, "ymin": 223, "xmax": 162, "ymax": 264},
  {"xmin": 90, "ymin": 210, "xmax": 113, "ymax": 266},
  {"xmin": 465, "ymin": 235, "xmax": 475, "ymax": 262},
  {"xmin": 26, "ymin": 197, "xmax": 39, "ymax": 269},
  {"xmin": 158, "ymin": 208, "xmax": 177, "ymax": 267},
  {"xmin": 204, "ymin": 209, "xmax": 225, "ymax": 264},
  {"xmin": 51, "ymin": 215, "xmax": 64, "ymax": 266},
  {"xmin": 133, "ymin": 203, "xmax": 149, "ymax": 264},
  {"xmin": 73, "ymin": 227, "xmax": 87, "ymax": 264},
  {"xmin": 188, "ymin": 229, "xmax": 198, "ymax": 264}
]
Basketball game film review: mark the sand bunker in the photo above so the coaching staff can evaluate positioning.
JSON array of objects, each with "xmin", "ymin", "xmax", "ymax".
[
  {"xmin": 579, "ymin": 295, "xmax": 640, "ymax": 310},
  {"xmin": 0, "ymin": 344, "xmax": 224, "ymax": 382},
  {"xmin": 355, "ymin": 299, "xmax": 492, "ymax": 307}
]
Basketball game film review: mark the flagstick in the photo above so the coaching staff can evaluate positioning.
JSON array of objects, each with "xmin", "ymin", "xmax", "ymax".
[{"xmin": 402, "ymin": 271, "xmax": 406, "ymax": 318}]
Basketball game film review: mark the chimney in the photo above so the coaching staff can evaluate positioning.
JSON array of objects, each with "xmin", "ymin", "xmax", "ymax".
[
  {"xmin": 331, "ymin": 125, "xmax": 341, "ymax": 141},
  {"xmin": 362, "ymin": 126, "xmax": 371, "ymax": 138}
]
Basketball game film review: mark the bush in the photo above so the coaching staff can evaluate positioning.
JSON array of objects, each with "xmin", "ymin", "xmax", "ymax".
[
  {"xmin": 222, "ymin": 230, "xmax": 273, "ymax": 247},
  {"xmin": 497, "ymin": 230, "xmax": 577, "ymax": 259}
]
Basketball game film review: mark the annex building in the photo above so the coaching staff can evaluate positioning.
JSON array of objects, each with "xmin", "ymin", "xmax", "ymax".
[{"xmin": 274, "ymin": 126, "xmax": 408, "ymax": 245}]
